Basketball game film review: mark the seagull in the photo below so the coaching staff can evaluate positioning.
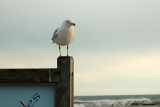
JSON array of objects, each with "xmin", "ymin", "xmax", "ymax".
[{"xmin": 52, "ymin": 19, "xmax": 75, "ymax": 57}]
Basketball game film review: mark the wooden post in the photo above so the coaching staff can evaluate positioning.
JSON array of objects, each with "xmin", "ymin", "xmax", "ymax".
[
  {"xmin": 56, "ymin": 56, "xmax": 74, "ymax": 107},
  {"xmin": 0, "ymin": 56, "xmax": 74, "ymax": 107}
]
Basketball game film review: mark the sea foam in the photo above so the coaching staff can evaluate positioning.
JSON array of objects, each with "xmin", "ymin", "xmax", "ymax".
[{"xmin": 74, "ymin": 97, "xmax": 154, "ymax": 107}]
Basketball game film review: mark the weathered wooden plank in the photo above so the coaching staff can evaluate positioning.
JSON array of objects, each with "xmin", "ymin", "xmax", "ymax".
[
  {"xmin": 0, "ymin": 56, "xmax": 74, "ymax": 107},
  {"xmin": 56, "ymin": 56, "xmax": 74, "ymax": 107},
  {"xmin": 0, "ymin": 68, "xmax": 59, "ymax": 83}
]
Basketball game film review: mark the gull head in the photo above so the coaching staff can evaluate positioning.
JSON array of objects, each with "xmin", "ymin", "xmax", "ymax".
[{"xmin": 62, "ymin": 19, "xmax": 76, "ymax": 27}]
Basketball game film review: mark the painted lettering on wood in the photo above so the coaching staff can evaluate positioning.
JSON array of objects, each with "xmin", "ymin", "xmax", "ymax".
[{"xmin": 0, "ymin": 86, "xmax": 54, "ymax": 107}]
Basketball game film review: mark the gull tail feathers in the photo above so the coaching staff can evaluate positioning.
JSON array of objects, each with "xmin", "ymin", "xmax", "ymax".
[{"xmin": 51, "ymin": 38, "xmax": 55, "ymax": 44}]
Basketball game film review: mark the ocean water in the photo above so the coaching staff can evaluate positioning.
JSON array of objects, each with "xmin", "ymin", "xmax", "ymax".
[{"xmin": 74, "ymin": 95, "xmax": 160, "ymax": 107}]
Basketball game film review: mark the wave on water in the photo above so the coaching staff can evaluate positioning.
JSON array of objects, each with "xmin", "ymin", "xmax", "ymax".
[{"xmin": 74, "ymin": 98, "xmax": 156, "ymax": 107}]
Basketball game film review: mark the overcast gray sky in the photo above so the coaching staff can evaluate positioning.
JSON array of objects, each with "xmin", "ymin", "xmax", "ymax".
[{"xmin": 0, "ymin": 0, "xmax": 160, "ymax": 95}]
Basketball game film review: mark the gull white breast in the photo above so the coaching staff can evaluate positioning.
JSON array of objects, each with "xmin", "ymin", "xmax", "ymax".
[{"xmin": 52, "ymin": 19, "xmax": 76, "ymax": 57}]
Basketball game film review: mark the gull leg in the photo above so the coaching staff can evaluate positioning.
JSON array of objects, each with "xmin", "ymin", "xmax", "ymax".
[
  {"xmin": 67, "ymin": 45, "xmax": 69, "ymax": 56},
  {"xmin": 59, "ymin": 45, "xmax": 61, "ymax": 57}
]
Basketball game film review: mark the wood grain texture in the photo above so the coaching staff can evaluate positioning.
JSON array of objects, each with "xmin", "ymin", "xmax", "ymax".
[
  {"xmin": 0, "ymin": 56, "xmax": 74, "ymax": 107},
  {"xmin": 56, "ymin": 56, "xmax": 74, "ymax": 107},
  {"xmin": 0, "ymin": 68, "xmax": 59, "ymax": 83}
]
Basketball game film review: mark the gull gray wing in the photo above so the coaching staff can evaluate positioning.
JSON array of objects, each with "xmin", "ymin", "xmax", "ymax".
[{"xmin": 52, "ymin": 28, "xmax": 59, "ymax": 42}]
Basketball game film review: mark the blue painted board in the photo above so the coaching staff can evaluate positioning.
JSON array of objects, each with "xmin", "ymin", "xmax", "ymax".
[{"xmin": 0, "ymin": 86, "xmax": 54, "ymax": 107}]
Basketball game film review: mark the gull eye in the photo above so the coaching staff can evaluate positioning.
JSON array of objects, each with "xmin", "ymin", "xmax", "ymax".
[{"xmin": 66, "ymin": 21, "xmax": 69, "ymax": 23}]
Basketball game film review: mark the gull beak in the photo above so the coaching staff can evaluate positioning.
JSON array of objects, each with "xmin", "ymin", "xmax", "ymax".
[{"xmin": 71, "ymin": 22, "xmax": 76, "ymax": 26}]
